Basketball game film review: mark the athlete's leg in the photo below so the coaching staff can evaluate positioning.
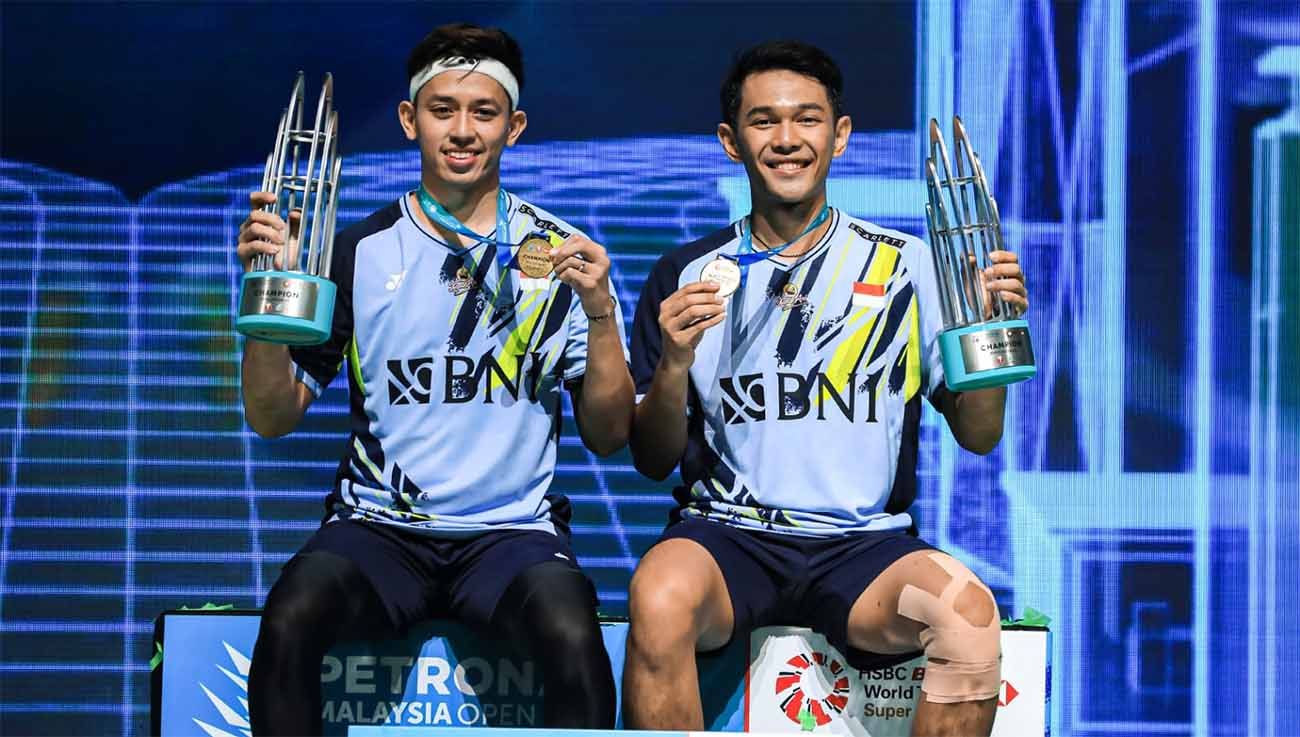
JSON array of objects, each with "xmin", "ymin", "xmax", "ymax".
[
  {"xmin": 623, "ymin": 537, "xmax": 735, "ymax": 729},
  {"xmin": 490, "ymin": 560, "xmax": 616, "ymax": 727},
  {"xmin": 845, "ymin": 550, "xmax": 1001, "ymax": 737},
  {"xmin": 250, "ymin": 520, "xmax": 438, "ymax": 736},
  {"xmin": 445, "ymin": 529, "xmax": 619, "ymax": 728},
  {"xmin": 248, "ymin": 549, "xmax": 390, "ymax": 735}
]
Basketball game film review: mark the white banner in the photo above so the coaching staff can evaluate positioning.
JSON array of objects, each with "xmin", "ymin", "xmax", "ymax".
[{"xmin": 746, "ymin": 627, "xmax": 1048, "ymax": 736}]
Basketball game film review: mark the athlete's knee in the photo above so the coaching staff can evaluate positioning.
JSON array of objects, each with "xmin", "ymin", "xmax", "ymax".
[
  {"xmin": 626, "ymin": 561, "xmax": 702, "ymax": 626},
  {"xmin": 528, "ymin": 615, "xmax": 611, "ymax": 700},
  {"xmin": 255, "ymin": 553, "xmax": 348, "ymax": 660},
  {"xmin": 534, "ymin": 604, "xmax": 604, "ymax": 656},
  {"xmin": 629, "ymin": 568, "xmax": 705, "ymax": 640},
  {"xmin": 497, "ymin": 562, "xmax": 607, "ymax": 665},
  {"xmin": 953, "ymin": 577, "xmax": 999, "ymax": 630},
  {"xmin": 899, "ymin": 553, "xmax": 1001, "ymax": 703}
]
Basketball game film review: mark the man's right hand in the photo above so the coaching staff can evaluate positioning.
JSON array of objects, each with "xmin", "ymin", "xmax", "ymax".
[
  {"xmin": 657, "ymin": 281, "xmax": 727, "ymax": 372},
  {"xmin": 236, "ymin": 191, "xmax": 300, "ymax": 273}
]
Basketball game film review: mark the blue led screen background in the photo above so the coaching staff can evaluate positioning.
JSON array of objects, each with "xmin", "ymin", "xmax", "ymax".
[{"xmin": 2, "ymin": 2, "xmax": 1299, "ymax": 736}]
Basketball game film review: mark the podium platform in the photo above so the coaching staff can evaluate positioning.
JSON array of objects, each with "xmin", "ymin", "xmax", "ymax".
[
  {"xmin": 151, "ymin": 611, "xmax": 746, "ymax": 736},
  {"xmin": 153, "ymin": 610, "xmax": 1047, "ymax": 736},
  {"xmin": 346, "ymin": 731, "xmax": 790, "ymax": 737}
]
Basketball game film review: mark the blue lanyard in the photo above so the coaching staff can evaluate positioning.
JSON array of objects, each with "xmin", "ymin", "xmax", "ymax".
[
  {"xmin": 416, "ymin": 186, "xmax": 515, "ymax": 274},
  {"xmin": 729, "ymin": 205, "xmax": 831, "ymax": 287}
]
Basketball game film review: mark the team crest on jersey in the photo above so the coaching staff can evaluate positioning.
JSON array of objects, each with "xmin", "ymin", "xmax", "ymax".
[
  {"xmin": 776, "ymin": 282, "xmax": 808, "ymax": 311},
  {"xmin": 447, "ymin": 266, "xmax": 476, "ymax": 296}
]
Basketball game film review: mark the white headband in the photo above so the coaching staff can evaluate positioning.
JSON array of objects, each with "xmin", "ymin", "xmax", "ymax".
[{"xmin": 408, "ymin": 56, "xmax": 520, "ymax": 110}]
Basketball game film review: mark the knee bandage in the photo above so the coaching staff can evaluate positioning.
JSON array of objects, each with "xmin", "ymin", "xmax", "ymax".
[{"xmin": 897, "ymin": 553, "xmax": 1001, "ymax": 704}]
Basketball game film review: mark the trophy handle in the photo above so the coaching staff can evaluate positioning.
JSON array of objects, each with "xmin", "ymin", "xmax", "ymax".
[
  {"xmin": 306, "ymin": 106, "xmax": 338, "ymax": 276},
  {"xmin": 954, "ymin": 117, "xmax": 1010, "ymax": 320},
  {"xmin": 926, "ymin": 153, "xmax": 982, "ymax": 326},
  {"xmin": 298, "ymin": 74, "xmax": 333, "ymax": 274},
  {"xmin": 319, "ymin": 154, "xmax": 343, "ymax": 280},
  {"xmin": 925, "ymin": 204, "xmax": 959, "ymax": 327},
  {"xmin": 928, "ymin": 119, "xmax": 988, "ymax": 323}
]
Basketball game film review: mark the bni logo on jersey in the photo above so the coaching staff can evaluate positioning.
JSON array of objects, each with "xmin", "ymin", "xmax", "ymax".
[{"xmin": 192, "ymin": 641, "xmax": 252, "ymax": 737}]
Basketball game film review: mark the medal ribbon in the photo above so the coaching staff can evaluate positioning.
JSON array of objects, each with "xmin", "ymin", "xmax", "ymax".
[
  {"xmin": 728, "ymin": 204, "xmax": 831, "ymax": 288},
  {"xmin": 416, "ymin": 186, "xmax": 516, "ymax": 274}
]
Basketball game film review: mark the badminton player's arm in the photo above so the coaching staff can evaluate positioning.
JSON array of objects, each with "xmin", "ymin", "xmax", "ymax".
[{"xmin": 236, "ymin": 191, "xmax": 315, "ymax": 437}]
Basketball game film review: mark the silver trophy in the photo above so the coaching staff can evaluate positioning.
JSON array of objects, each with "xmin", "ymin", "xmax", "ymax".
[
  {"xmin": 236, "ymin": 72, "xmax": 341, "ymax": 345},
  {"xmin": 924, "ymin": 116, "xmax": 1036, "ymax": 391}
]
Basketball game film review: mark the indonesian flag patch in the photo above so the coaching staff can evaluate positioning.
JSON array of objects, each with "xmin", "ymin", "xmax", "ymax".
[{"xmin": 852, "ymin": 281, "xmax": 885, "ymax": 309}]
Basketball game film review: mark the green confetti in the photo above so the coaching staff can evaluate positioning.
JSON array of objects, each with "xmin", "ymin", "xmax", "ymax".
[
  {"xmin": 799, "ymin": 704, "xmax": 816, "ymax": 731},
  {"xmin": 149, "ymin": 643, "xmax": 163, "ymax": 671},
  {"xmin": 1001, "ymin": 606, "xmax": 1051, "ymax": 628}
]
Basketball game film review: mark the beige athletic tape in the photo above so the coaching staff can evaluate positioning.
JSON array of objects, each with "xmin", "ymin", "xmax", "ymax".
[{"xmin": 897, "ymin": 553, "xmax": 1001, "ymax": 703}]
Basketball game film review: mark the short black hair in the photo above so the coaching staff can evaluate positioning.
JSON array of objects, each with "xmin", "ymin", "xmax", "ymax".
[
  {"xmin": 406, "ymin": 23, "xmax": 525, "ymax": 103},
  {"xmin": 720, "ymin": 41, "xmax": 844, "ymax": 128}
]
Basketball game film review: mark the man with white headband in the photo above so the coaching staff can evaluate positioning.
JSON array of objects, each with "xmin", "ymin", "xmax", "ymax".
[{"xmin": 235, "ymin": 22, "xmax": 628, "ymax": 734}]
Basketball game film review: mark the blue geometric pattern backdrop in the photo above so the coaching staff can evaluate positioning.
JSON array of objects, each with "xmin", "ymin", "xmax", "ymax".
[{"xmin": 1, "ymin": 2, "xmax": 1298, "ymax": 736}]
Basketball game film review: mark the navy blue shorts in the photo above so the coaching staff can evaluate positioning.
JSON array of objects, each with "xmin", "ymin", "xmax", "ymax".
[
  {"xmin": 293, "ymin": 518, "xmax": 594, "ymax": 632},
  {"xmin": 658, "ymin": 517, "xmax": 935, "ymax": 670}
]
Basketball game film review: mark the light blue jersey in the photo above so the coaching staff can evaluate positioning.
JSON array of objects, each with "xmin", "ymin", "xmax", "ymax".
[
  {"xmin": 630, "ymin": 209, "xmax": 949, "ymax": 537},
  {"xmin": 289, "ymin": 192, "xmax": 627, "ymax": 536}
]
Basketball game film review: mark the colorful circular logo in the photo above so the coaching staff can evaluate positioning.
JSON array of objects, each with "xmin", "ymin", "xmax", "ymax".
[{"xmin": 773, "ymin": 651, "xmax": 851, "ymax": 727}]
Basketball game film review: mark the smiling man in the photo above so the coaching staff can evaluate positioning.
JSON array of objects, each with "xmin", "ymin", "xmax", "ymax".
[
  {"xmin": 234, "ymin": 23, "xmax": 630, "ymax": 735},
  {"xmin": 622, "ymin": 41, "xmax": 1029, "ymax": 737}
]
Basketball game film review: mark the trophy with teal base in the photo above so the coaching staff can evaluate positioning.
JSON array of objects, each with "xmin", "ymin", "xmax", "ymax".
[
  {"xmin": 924, "ymin": 116, "xmax": 1036, "ymax": 391},
  {"xmin": 237, "ymin": 72, "xmax": 342, "ymax": 345}
]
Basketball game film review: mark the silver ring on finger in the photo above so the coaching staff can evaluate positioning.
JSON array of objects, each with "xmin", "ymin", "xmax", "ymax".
[{"xmin": 578, "ymin": 261, "xmax": 586, "ymax": 273}]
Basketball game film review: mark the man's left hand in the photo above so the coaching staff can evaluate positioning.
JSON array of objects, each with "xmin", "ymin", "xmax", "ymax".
[
  {"xmin": 551, "ymin": 234, "xmax": 613, "ymax": 316},
  {"xmin": 982, "ymin": 250, "xmax": 1028, "ymax": 318}
]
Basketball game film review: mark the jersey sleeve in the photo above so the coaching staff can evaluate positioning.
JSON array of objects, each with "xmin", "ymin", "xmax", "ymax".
[
  {"xmin": 286, "ymin": 226, "xmax": 357, "ymax": 398},
  {"xmin": 629, "ymin": 255, "xmax": 681, "ymax": 402}
]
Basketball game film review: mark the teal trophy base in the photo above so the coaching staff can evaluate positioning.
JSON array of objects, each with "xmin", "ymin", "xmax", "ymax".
[
  {"xmin": 236, "ymin": 271, "xmax": 336, "ymax": 346},
  {"xmin": 939, "ymin": 318, "xmax": 1036, "ymax": 392}
]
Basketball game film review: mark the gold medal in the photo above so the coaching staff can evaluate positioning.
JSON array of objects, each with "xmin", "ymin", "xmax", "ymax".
[{"xmin": 517, "ymin": 236, "xmax": 554, "ymax": 279}]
